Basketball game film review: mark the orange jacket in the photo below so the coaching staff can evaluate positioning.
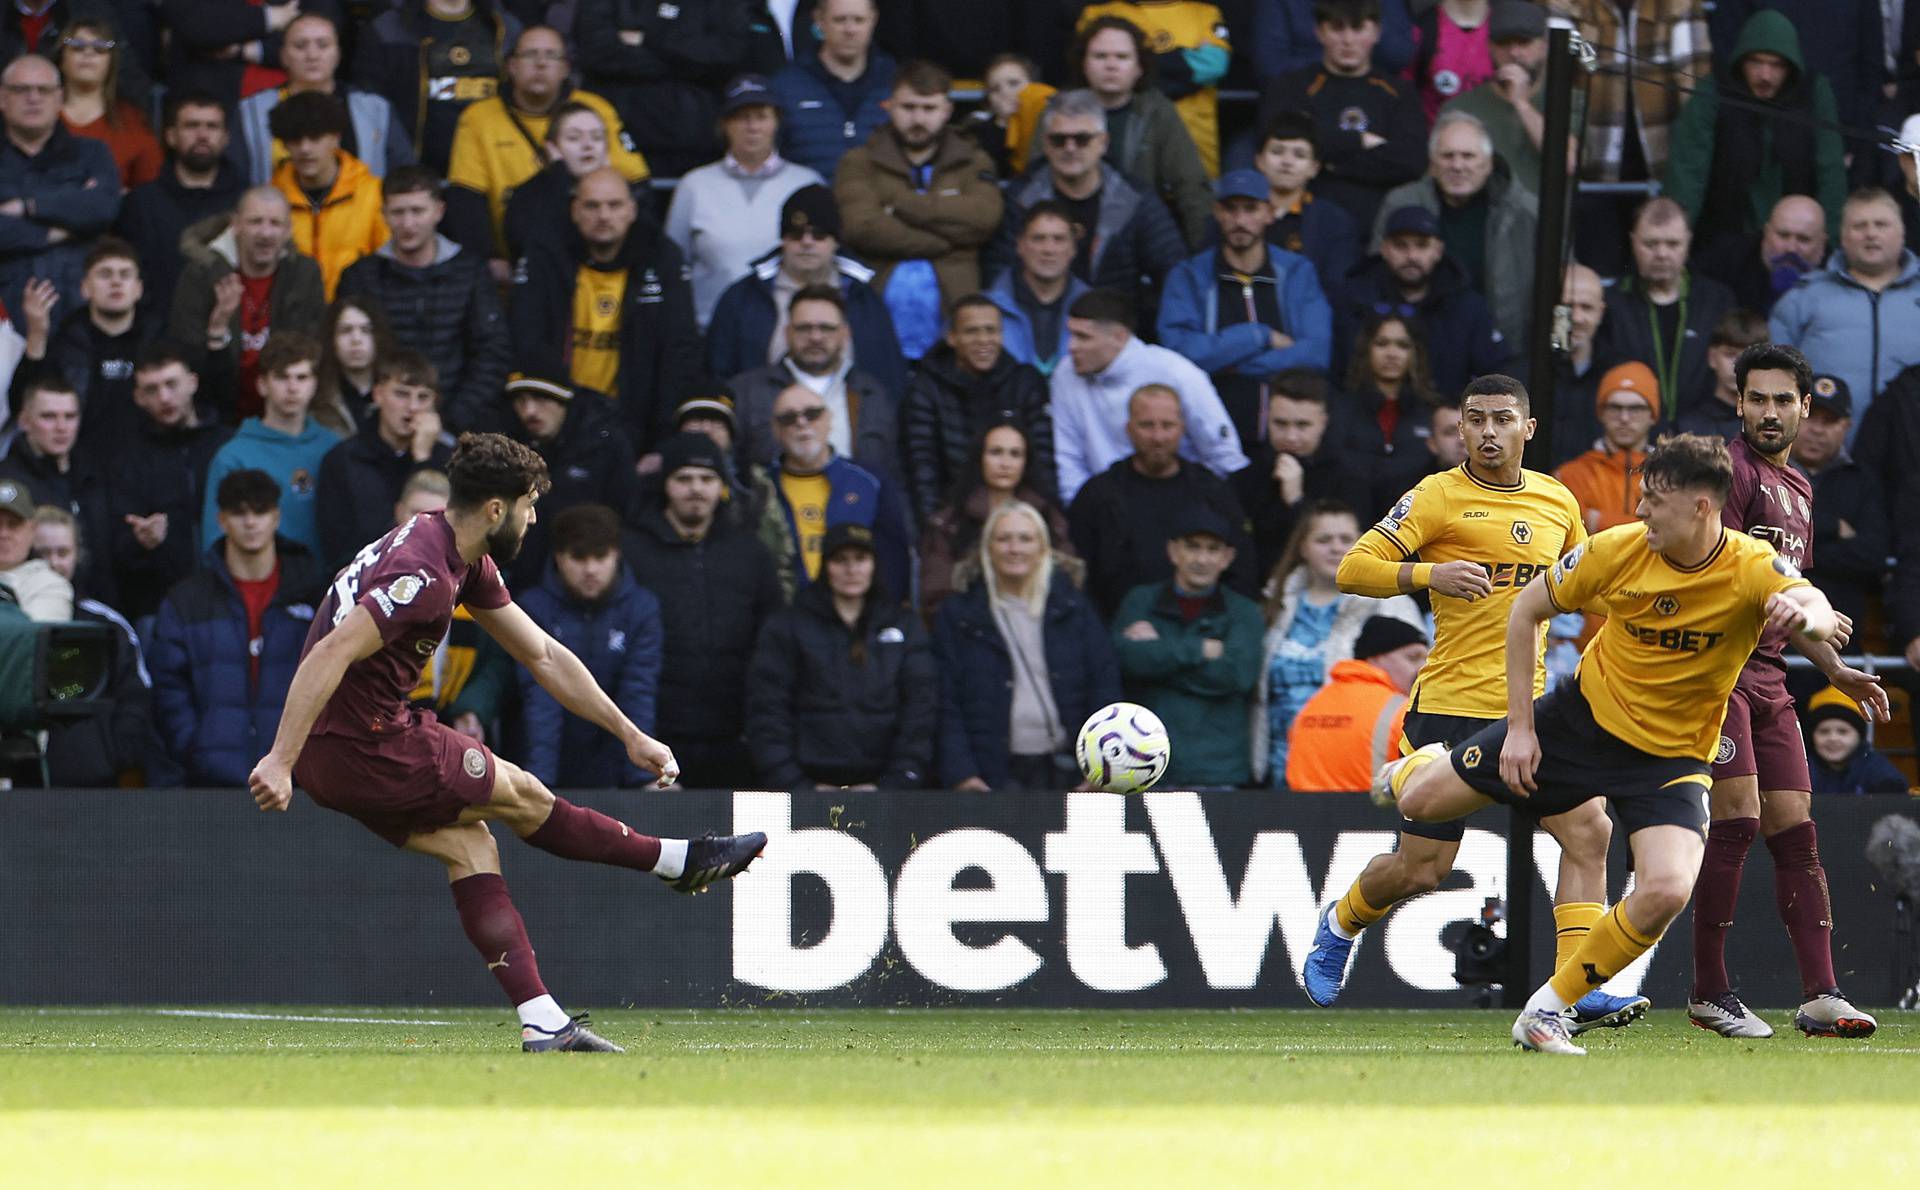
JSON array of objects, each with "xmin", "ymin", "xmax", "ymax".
[
  {"xmin": 273, "ymin": 150, "xmax": 390, "ymax": 299},
  {"xmin": 1285, "ymin": 660, "xmax": 1408, "ymax": 793},
  {"xmin": 1555, "ymin": 444, "xmax": 1646, "ymax": 534}
]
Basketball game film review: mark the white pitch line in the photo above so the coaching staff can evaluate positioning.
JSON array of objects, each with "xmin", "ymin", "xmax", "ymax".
[{"xmin": 150, "ymin": 1010, "xmax": 459, "ymax": 1027}]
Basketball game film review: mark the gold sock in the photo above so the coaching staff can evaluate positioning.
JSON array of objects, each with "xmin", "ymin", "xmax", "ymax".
[
  {"xmin": 1552, "ymin": 902, "xmax": 1606, "ymax": 972},
  {"xmin": 1548, "ymin": 903, "xmax": 1660, "ymax": 1005},
  {"xmin": 1334, "ymin": 880, "xmax": 1388, "ymax": 936},
  {"xmin": 1390, "ymin": 745, "xmax": 1443, "ymax": 800}
]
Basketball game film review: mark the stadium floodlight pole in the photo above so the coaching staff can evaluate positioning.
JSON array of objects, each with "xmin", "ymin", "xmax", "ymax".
[{"xmin": 1507, "ymin": 20, "xmax": 1581, "ymax": 1008}]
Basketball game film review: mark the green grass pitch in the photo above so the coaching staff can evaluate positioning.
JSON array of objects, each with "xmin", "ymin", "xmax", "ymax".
[{"xmin": 2, "ymin": 1008, "xmax": 1915, "ymax": 1188}]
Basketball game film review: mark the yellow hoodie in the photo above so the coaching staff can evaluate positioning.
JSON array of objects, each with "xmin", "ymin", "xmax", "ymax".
[{"xmin": 273, "ymin": 150, "xmax": 390, "ymax": 299}]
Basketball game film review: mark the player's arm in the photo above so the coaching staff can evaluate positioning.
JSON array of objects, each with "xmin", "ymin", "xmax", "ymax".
[
  {"xmin": 469, "ymin": 600, "xmax": 679, "ymax": 786},
  {"xmin": 1791, "ymin": 632, "xmax": 1893, "ymax": 722},
  {"xmin": 1764, "ymin": 584, "xmax": 1839, "ymax": 645},
  {"xmin": 1337, "ymin": 486, "xmax": 1491, "ymax": 600},
  {"xmin": 248, "ymin": 606, "xmax": 385, "ymax": 812},
  {"xmin": 1497, "ymin": 575, "xmax": 1557, "ymax": 796}
]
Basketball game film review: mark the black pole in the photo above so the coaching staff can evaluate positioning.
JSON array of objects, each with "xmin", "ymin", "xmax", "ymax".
[{"xmin": 1505, "ymin": 22, "xmax": 1580, "ymax": 1008}]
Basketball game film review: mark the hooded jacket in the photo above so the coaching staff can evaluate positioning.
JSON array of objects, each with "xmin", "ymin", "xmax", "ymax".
[
  {"xmin": 1158, "ymin": 243, "xmax": 1334, "ymax": 379},
  {"xmin": 272, "ymin": 151, "xmax": 391, "ymax": 298},
  {"xmin": 236, "ymin": 87, "xmax": 414, "ymax": 186},
  {"xmin": 105, "ymin": 413, "xmax": 233, "ymax": 621},
  {"xmin": 1371, "ymin": 166, "xmax": 1539, "ymax": 349},
  {"xmin": 1769, "ymin": 249, "xmax": 1920, "ymax": 436},
  {"xmin": 1333, "ymin": 251, "xmax": 1510, "ymax": 396},
  {"xmin": 165, "ymin": 214, "xmax": 328, "ymax": 389},
  {"xmin": 515, "ymin": 560, "xmax": 662, "ymax": 788},
  {"xmin": 1050, "ymin": 334, "xmax": 1249, "ymax": 503},
  {"xmin": 769, "ymin": 49, "xmax": 897, "ymax": 179},
  {"xmin": 902, "ymin": 343, "xmax": 1054, "ymax": 523},
  {"xmin": 199, "ymin": 416, "xmax": 342, "ymax": 557},
  {"xmin": 114, "ymin": 158, "xmax": 248, "ymax": 316},
  {"xmin": 983, "ymin": 267, "xmax": 1090, "ymax": 379},
  {"xmin": 1709, "ymin": 0, "xmax": 1885, "ymax": 134},
  {"xmin": 833, "ymin": 126, "xmax": 1004, "ymax": 311},
  {"xmin": 705, "ymin": 247, "xmax": 908, "ymax": 401}
]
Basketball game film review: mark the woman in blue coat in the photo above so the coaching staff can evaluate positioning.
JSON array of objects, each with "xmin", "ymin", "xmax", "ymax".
[{"xmin": 931, "ymin": 500, "xmax": 1119, "ymax": 791}]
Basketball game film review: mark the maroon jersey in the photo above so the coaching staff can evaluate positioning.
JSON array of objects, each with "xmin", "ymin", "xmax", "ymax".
[
  {"xmin": 302, "ymin": 511, "xmax": 511, "ymax": 737},
  {"xmin": 1722, "ymin": 435, "xmax": 1813, "ymax": 674}
]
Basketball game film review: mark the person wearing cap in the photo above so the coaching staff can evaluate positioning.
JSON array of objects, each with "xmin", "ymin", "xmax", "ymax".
[
  {"xmin": 769, "ymin": 0, "xmax": 896, "ymax": 180},
  {"xmin": 502, "ymin": 370, "xmax": 637, "ymax": 588},
  {"xmin": 745, "ymin": 517, "xmax": 936, "ymax": 790},
  {"xmin": 1557, "ymin": 361, "xmax": 1659, "ymax": 536},
  {"xmin": 1111, "ymin": 502, "xmax": 1265, "ymax": 788},
  {"xmin": 338, "ymin": 165, "xmax": 512, "ymax": 435},
  {"xmin": 1789, "ymin": 373, "xmax": 1888, "ymax": 637},
  {"xmin": 1282, "ymin": 615, "xmax": 1429, "ymax": 793},
  {"xmin": 1805, "ymin": 686, "xmax": 1910, "ymax": 795},
  {"xmin": 1593, "ymin": 197, "xmax": 1735, "ymax": 424},
  {"xmin": 705, "ymin": 183, "xmax": 908, "ymax": 402},
  {"xmin": 1333, "ymin": 202, "xmax": 1510, "ymax": 397},
  {"xmin": 1439, "ymin": 0, "xmax": 1579, "ymax": 197},
  {"xmin": 626, "ymin": 430, "xmax": 782, "ymax": 789},
  {"xmin": 1157, "ymin": 168, "xmax": 1332, "ymax": 455},
  {"xmin": 664, "ymin": 73, "xmax": 825, "ymax": 331},
  {"xmin": 0, "ymin": 478, "xmax": 72, "ymax": 621},
  {"xmin": 1070, "ymin": 16, "xmax": 1212, "ymax": 248},
  {"xmin": 349, "ymin": 0, "xmax": 524, "ymax": 174}
]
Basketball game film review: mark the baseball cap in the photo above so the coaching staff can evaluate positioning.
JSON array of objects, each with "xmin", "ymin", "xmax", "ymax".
[
  {"xmin": 720, "ymin": 74, "xmax": 775, "ymax": 117},
  {"xmin": 1382, "ymin": 206, "xmax": 1440, "ymax": 239},
  {"xmin": 1489, "ymin": 0, "xmax": 1547, "ymax": 42},
  {"xmin": 657, "ymin": 431, "xmax": 727, "ymax": 479},
  {"xmin": 1170, "ymin": 504, "xmax": 1234, "ymax": 544},
  {"xmin": 781, "ymin": 184, "xmax": 841, "ymax": 241},
  {"xmin": 1595, "ymin": 361, "xmax": 1660, "ymax": 416},
  {"xmin": 0, "ymin": 480, "xmax": 32, "ymax": 521},
  {"xmin": 1809, "ymin": 373, "xmax": 1852, "ymax": 419},
  {"xmin": 1214, "ymin": 169, "xmax": 1269, "ymax": 203},
  {"xmin": 821, "ymin": 522, "xmax": 876, "ymax": 559}
]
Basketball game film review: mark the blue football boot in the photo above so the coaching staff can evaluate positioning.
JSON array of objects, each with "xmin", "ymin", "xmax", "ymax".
[
  {"xmin": 1302, "ymin": 904, "xmax": 1358, "ymax": 1007},
  {"xmin": 1567, "ymin": 989, "xmax": 1651, "ymax": 1035}
]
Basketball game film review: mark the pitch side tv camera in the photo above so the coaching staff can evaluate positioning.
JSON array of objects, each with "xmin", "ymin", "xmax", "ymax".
[
  {"xmin": 1440, "ymin": 897, "xmax": 1508, "ymax": 989},
  {"xmin": 0, "ymin": 598, "xmax": 113, "ymax": 731}
]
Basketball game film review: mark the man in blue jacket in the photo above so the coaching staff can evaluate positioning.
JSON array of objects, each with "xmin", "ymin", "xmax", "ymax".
[
  {"xmin": 1335, "ymin": 204, "xmax": 1511, "ymax": 396},
  {"xmin": 1159, "ymin": 169, "xmax": 1333, "ymax": 455},
  {"xmin": 770, "ymin": 0, "xmax": 895, "ymax": 178},
  {"xmin": 0, "ymin": 53, "xmax": 122, "ymax": 314}
]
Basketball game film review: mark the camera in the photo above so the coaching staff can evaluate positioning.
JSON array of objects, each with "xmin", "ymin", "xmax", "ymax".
[{"xmin": 1440, "ymin": 897, "xmax": 1509, "ymax": 999}]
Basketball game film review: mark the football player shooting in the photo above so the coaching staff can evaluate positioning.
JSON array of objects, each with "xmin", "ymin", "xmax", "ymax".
[
  {"xmin": 1376, "ymin": 434, "xmax": 1840, "ymax": 1055},
  {"xmin": 247, "ymin": 434, "xmax": 765, "ymax": 1054}
]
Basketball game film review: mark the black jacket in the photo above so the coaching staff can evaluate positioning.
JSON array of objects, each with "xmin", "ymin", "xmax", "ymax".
[
  {"xmin": 500, "ymin": 162, "xmax": 655, "ymax": 265},
  {"xmin": 104, "ymin": 415, "xmax": 232, "ymax": 621},
  {"xmin": 113, "ymin": 160, "xmax": 248, "ymax": 317},
  {"xmin": 28, "ymin": 306, "xmax": 159, "ymax": 461},
  {"xmin": 504, "ymin": 391, "xmax": 637, "ymax": 589},
  {"xmin": 1337, "ymin": 386, "xmax": 1438, "ymax": 523},
  {"xmin": 509, "ymin": 216, "xmax": 700, "ymax": 456},
  {"xmin": 1335, "ymin": 253, "xmax": 1512, "ymax": 397},
  {"xmin": 43, "ymin": 597, "xmax": 165, "ymax": 787},
  {"xmin": 901, "ymin": 344, "xmax": 1053, "ymax": 525},
  {"xmin": 0, "ymin": 436, "xmax": 115, "ymax": 604},
  {"xmin": 1258, "ymin": 66, "xmax": 1427, "ymax": 231},
  {"xmin": 314, "ymin": 424, "xmax": 454, "ymax": 572},
  {"xmin": 160, "ymin": 0, "xmax": 341, "ymax": 109},
  {"xmin": 1802, "ymin": 454, "xmax": 1890, "ymax": 633},
  {"xmin": 1231, "ymin": 440, "xmax": 1373, "ymax": 580},
  {"xmin": 339, "ymin": 238, "xmax": 513, "ymax": 434},
  {"xmin": 1851, "ymin": 372, "xmax": 1920, "ymax": 646},
  {"xmin": 1066, "ymin": 458, "xmax": 1256, "ymax": 619},
  {"xmin": 350, "ymin": 0, "xmax": 523, "ymax": 172},
  {"xmin": 1595, "ymin": 270, "xmax": 1735, "ymax": 425},
  {"xmin": 744, "ymin": 578, "xmax": 937, "ymax": 788}
]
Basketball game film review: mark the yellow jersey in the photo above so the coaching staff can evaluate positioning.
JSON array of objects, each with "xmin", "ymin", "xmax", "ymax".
[
  {"xmin": 446, "ymin": 89, "xmax": 649, "ymax": 254},
  {"xmin": 780, "ymin": 469, "xmax": 830, "ymax": 580},
  {"xmin": 1344, "ymin": 464, "xmax": 1586, "ymax": 718},
  {"xmin": 569, "ymin": 265, "xmax": 627, "ymax": 393},
  {"xmin": 1545, "ymin": 523, "xmax": 1811, "ymax": 762}
]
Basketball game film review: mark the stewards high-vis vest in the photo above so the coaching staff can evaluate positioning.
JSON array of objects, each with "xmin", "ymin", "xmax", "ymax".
[{"xmin": 1284, "ymin": 659, "xmax": 1408, "ymax": 792}]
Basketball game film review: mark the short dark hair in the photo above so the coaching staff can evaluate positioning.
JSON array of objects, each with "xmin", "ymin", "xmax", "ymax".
[
  {"xmin": 447, "ymin": 432, "xmax": 551, "ymax": 511},
  {"xmin": 1072, "ymin": 16, "xmax": 1151, "ymax": 93},
  {"xmin": 1259, "ymin": 111, "xmax": 1321, "ymax": 159},
  {"xmin": 217, "ymin": 468, "xmax": 281, "ymax": 514},
  {"xmin": 83, "ymin": 235, "xmax": 139, "ymax": 274},
  {"xmin": 894, "ymin": 58, "xmax": 952, "ymax": 97},
  {"xmin": 162, "ymin": 88, "xmax": 225, "ymax": 130},
  {"xmin": 950, "ymin": 292, "xmax": 999, "ymax": 323},
  {"xmin": 268, "ymin": 90, "xmax": 350, "ymax": 142},
  {"xmin": 382, "ymin": 164, "xmax": 443, "ymax": 203},
  {"xmin": 1068, "ymin": 288, "xmax": 1135, "ymax": 331},
  {"xmin": 543, "ymin": 100, "xmax": 603, "ymax": 143},
  {"xmin": 135, "ymin": 340, "xmax": 194, "ymax": 376},
  {"xmin": 789, "ymin": 283, "xmax": 846, "ymax": 317},
  {"xmin": 1733, "ymin": 341, "xmax": 1812, "ymax": 397},
  {"xmin": 258, "ymin": 332, "xmax": 322, "ymax": 378},
  {"xmin": 1460, "ymin": 373, "xmax": 1531, "ymax": 415},
  {"xmin": 1641, "ymin": 433, "xmax": 1733, "ymax": 503},
  {"xmin": 18, "ymin": 371, "xmax": 79, "ymax": 411},
  {"xmin": 1018, "ymin": 199, "xmax": 1077, "ymax": 237},
  {"xmin": 375, "ymin": 349, "xmax": 439, "ymax": 391},
  {"xmin": 1270, "ymin": 368, "xmax": 1329, "ymax": 405},
  {"xmin": 1710, "ymin": 307, "xmax": 1769, "ymax": 351},
  {"xmin": 550, "ymin": 502, "xmax": 622, "ymax": 558},
  {"xmin": 1313, "ymin": 0, "xmax": 1381, "ymax": 27}
]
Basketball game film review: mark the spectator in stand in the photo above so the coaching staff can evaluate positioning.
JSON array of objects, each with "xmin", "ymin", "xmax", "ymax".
[
  {"xmin": 662, "ymin": 384, "xmax": 756, "ymax": 516},
  {"xmin": 447, "ymin": 26, "xmax": 650, "ymax": 260},
  {"xmin": 959, "ymin": 52, "xmax": 1052, "ymax": 179},
  {"xmin": 1282, "ymin": 614, "xmax": 1431, "ymax": 792},
  {"xmin": 234, "ymin": 13, "xmax": 412, "ymax": 187},
  {"xmin": 351, "ymin": 0, "xmax": 523, "ymax": 175},
  {"xmin": 1597, "ymin": 198, "xmax": 1736, "ymax": 426},
  {"xmin": 1709, "ymin": 195, "xmax": 1828, "ymax": 316},
  {"xmin": 745, "ymin": 520, "xmax": 936, "ymax": 790},
  {"xmin": 1440, "ymin": 1, "xmax": 1568, "ymax": 198},
  {"xmin": 113, "ymin": 92, "xmax": 246, "ymax": 319},
  {"xmin": 576, "ymin": 0, "xmax": 785, "ymax": 179},
  {"xmin": 509, "ymin": 167, "xmax": 698, "ymax": 456},
  {"xmin": 314, "ymin": 350, "xmax": 452, "ymax": 569},
  {"xmin": 904, "ymin": 295, "xmax": 1053, "ymax": 526},
  {"xmin": 983, "ymin": 201, "xmax": 1089, "ymax": 380},
  {"xmin": 1709, "ymin": 0, "xmax": 1883, "ymax": 135},
  {"xmin": 1250, "ymin": 501, "xmax": 1424, "ymax": 785},
  {"xmin": 1068, "ymin": 382, "xmax": 1254, "ymax": 618},
  {"xmin": 503, "ymin": 371, "xmax": 636, "ymax": 588},
  {"xmin": 877, "ymin": 7, "xmax": 1065, "ymax": 117},
  {"xmin": 730, "ymin": 285, "xmax": 899, "ymax": 482},
  {"xmin": 0, "ymin": 479, "xmax": 69, "ymax": 618},
  {"xmin": 1557, "ymin": 361, "xmax": 1658, "ymax": 536},
  {"xmin": 834, "ymin": 60, "xmax": 1003, "ymax": 362},
  {"xmin": 1790, "ymin": 374, "xmax": 1889, "ymax": 632},
  {"xmin": 15, "ymin": 236, "xmax": 154, "ymax": 456},
  {"xmin": 1426, "ymin": 401, "xmax": 1467, "ymax": 470},
  {"xmin": 158, "ymin": 0, "xmax": 315, "ymax": 111},
  {"xmin": 625, "ymin": 431, "xmax": 783, "ymax": 789},
  {"xmin": 919, "ymin": 420, "xmax": 1073, "ymax": 624},
  {"xmin": 1678, "ymin": 307, "xmax": 1768, "ymax": 440},
  {"xmin": 167, "ymin": 186, "xmax": 327, "ymax": 422},
  {"xmin": 1052, "ymin": 289, "xmax": 1247, "ymax": 504},
  {"xmin": 199, "ymin": 333, "xmax": 338, "ymax": 558},
  {"xmin": 665, "ymin": 74, "xmax": 824, "ymax": 331},
  {"xmin": 268, "ymin": 91, "xmax": 389, "ymax": 299},
  {"xmin": 57, "ymin": 16, "xmax": 159, "ymax": 189},
  {"xmin": 1231, "ymin": 368, "xmax": 1367, "ymax": 579},
  {"xmin": 1769, "ymin": 187, "xmax": 1920, "ymax": 440},
  {"xmin": 1075, "ymin": 2, "xmax": 1231, "ymax": 177},
  {"xmin": 0, "ymin": 53, "xmax": 120, "ymax": 315},
  {"xmin": 1246, "ymin": 112, "xmax": 1358, "ymax": 298},
  {"xmin": 338, "ymin": 166, "xmax": 510, "ymax": 435},
  {"xmin": 312, "ymin": 294, "xmax": 388, "ymax": 435},
  {"xmin": 1548, "ymin": 262, "xmax": 1611, "ymax": 464},
  {"xmin": 1336, "ymin": 204, "xmax": 1510, "ymax": 397},
  {"xmin": 769, "ymin": 0, "xmax": 895, "ymax": 179},
  {"xmin": 0, "ymin": 375, "xmax": 110, "ymax": 599},
  {"xmin": 1, "ymin": 3, "xmax": 151, "ymax": 109},
  {"xmin": 106, "ymin": 344, "xmax": 232, "ymax": 621},
  {"xmin": 1112, "ymin": 504, "xmax": 1264, "ymax": 787},
  {"xmin": 933, "ymin": 500, "xmax": 1119, "ymax": 790},
  {"xmin": 1337, "ymin": 311, "xmax": 1441, "ymax": 520},
  {"xmin": 1804, "ymin": 686, "xmax": 1910, "ymax": 795},
  {"xmin": 1406, "ymin": 0, "xmax": 1492, "ymax": 124},
  {"xmin": 1071, "ymin": 15, "xmax": 1212, "ymax": 248},
  {"xmin": 1373, "ymin": 111, "xmax": 1537, "ymax": 350},
  {"xmin": 514, "ymin": 501, "xmax": 664, "ymax": 788},
  {"xmin": 705, "ymin": 184, "xmax": 907, "ymax": 402},
  {"xmin": 1258, "ymin": 0, "xmax": 1425, "ymax": 233},
  {"xmin": 1254, "ymin": 0, "xmax": 1417, "ymax": 79},
  {"xmin": 499, "ymin": 100, "xmax": 655, "ymax": 267},
  {"xmin": 149, "ymin": 468, "xmax": 323, "ymax": 787}
]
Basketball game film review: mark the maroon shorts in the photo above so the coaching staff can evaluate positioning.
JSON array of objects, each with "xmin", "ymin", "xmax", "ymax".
[
  {"xmin": 1712, "ymin": 680, "xmax": 1811, "ymax": 792},
  {"xmin": 294, "ymin": 712, "xmax": 498, "ymax": 846}
]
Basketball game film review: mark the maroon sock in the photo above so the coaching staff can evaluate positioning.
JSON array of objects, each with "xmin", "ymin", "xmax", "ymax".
[
  {"xmin": 450, "ymin": 873, "xmax": 548, "ymax": 1006},
  {"xmin": 1691, "ymin": 817, "xmax": 1758, "ymax": 1000},
  {"xmin": 523, "ymin": 797, "xmax": 663, "ymax": 872},
  {"xmin": 1765, "ymin": 820, "xmax": 1837, "ymax": 998}
]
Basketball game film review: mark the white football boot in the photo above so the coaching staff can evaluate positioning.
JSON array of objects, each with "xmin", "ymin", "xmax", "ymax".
[
  {"xmin": 1512, "ymin": 1008, "xmax": 1586, "ymax": 1055},
  {"xmin": 1793, "ymin": 992, "xmax": 1877, "ymax": 1039},
  {"xmin": 1687, "ymin": 992, "xmax": 1775, "ymax": 1038}
]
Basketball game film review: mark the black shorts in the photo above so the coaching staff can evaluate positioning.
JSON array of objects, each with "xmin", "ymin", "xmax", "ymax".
[
  {"xmin": 1397, "ymin": 702, "xmax": 1497, "ymax": 844},
  {"xmin": 1448, "ymin": 684, "xmax": 1712, "ymax": 837}
]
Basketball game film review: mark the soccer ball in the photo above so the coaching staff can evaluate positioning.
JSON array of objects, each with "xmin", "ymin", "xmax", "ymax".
[{"xmin": 1075, "ymin": 702, "xmax": 1171, "ymax": 794}]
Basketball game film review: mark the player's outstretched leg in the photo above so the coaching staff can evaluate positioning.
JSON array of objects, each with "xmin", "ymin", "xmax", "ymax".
[
  {"xmin": 1760, "ymin": 796, "xmax": 1876, "ymax": 1038},
  {"xmin": 1306, "ymin": 834, "xmax": 1459, "ymax": 1006}
]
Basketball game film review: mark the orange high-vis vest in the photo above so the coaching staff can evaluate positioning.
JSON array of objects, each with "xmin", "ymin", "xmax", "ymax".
[{"xmin": 1284, "ymin": 659, "xmax": 1408, "ymax": 792}]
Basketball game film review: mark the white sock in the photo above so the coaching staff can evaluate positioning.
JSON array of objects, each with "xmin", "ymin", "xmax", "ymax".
[
  {"xmin": 1524, "ymin": 984, "xmax": 1571, "ymax": 1016},
  {"xmin": 516, "ymin": 994, "xmax": 569, "ymax": 1032},
  {"xmin": 1325, "ymin": 912, "xmax": 1356, "ymax": 941},
  {"xmin": 653, "ymin": 838, "xmax": 688, "ymax": 879}
]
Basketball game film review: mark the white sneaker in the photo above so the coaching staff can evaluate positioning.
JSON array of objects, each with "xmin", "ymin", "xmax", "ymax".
[
  {"xmin": 1512, "ymin": 1008, "xmax": 1586, "ymax": 1055},
  {"xmin": 1688, "ymin": 993, "xmax": 1775, "ymax": 1038},
  {"xmin": 1794, "ymin": 992, "xmax": 1877, "ymax": 1039},
  {"xmin": 1370, "ymin": 742, "xmax": 1448, "ymax": 809}
]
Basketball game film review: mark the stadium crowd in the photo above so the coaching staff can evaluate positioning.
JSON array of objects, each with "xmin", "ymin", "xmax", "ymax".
[{"xmin": 0, "ymin": 0, "xmax": 1913, "ymax": 793}]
